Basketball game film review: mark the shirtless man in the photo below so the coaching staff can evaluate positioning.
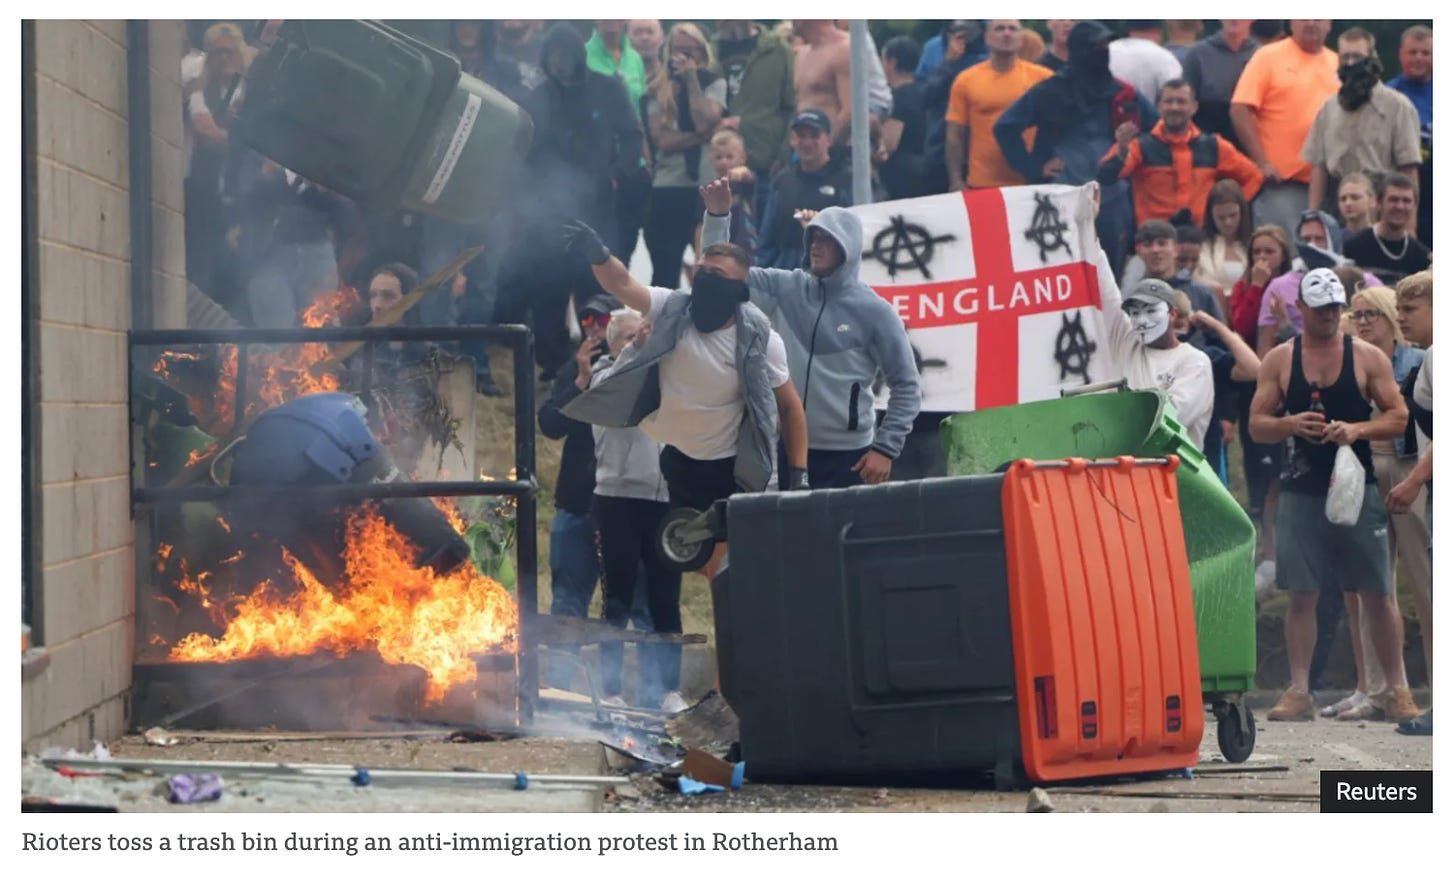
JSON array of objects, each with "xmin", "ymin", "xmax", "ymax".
[{"xmin": 793, "ymin": 19, "xmax": 852, "ymax": 143}]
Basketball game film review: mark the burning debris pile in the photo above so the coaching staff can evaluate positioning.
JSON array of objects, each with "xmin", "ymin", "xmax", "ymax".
[{"xmin": 139, "ymin": 286, "xmax": 517, "ymax": 726}]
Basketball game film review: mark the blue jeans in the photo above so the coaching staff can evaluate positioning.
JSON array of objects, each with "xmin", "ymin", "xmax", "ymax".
[{"xmin": 247, "ymin": 242, "xmax": 339, "ymax": 328}]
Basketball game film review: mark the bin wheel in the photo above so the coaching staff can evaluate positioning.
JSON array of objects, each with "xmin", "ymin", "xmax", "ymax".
[
  {"xmin": 1216, "ymin": 702, "xmax": 1256, "ymax": 763},
  {"xmin": 657, "ymin": 507, "xmax": 716, "ymax": 572}
]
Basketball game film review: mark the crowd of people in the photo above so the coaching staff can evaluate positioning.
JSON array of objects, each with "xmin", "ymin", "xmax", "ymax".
[{"xmin": 178, "ymin": 20, "xmax": 1433, "ymax": 730}]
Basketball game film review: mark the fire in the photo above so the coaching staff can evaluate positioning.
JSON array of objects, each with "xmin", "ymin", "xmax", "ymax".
[
  {"xmin": 168, "ymin": 505, "xmax": 516, "ymax": 701},
  {"xmin": 432, "ymin": 497, "xmax": 468, "ymax": 535},
  {"xmin": 151, "ymin": 286, "xmax": 361, "ymax": 438}
]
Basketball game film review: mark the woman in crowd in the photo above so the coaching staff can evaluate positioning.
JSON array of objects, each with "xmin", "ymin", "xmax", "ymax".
[
  {"xmin": 1199, "ymin": 180, "xmax": 1253, "ymax": 312},
  {"xmin": 643, "ymin": 23, "xmax": 726, "ymax": 289},
  {"xmin": 586, "ymin": 309, "xmax": 688, "ymax": 713},
  {"xmin": 1336, "ymin": 172, "xmax": 1379, "ymax": 246},
  {"xmin": 1228, "ymin": 223, "xmax": 1295, "ymax": 597},
  {"xmin": 1321, "ymin": 285, "xmax": 1430, "ymax": 719}
]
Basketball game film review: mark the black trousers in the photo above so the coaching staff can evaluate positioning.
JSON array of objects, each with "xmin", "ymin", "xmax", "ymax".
[
  {"xmin": 594, "ymin": 494, "xmax": 683, "ymax": 699},
  {"xmin": 644, "ymin": 186, "xmax": 702, "ymax": 290},
  {"xmin": 777, "ymin": 443, "xmax": 872, "ymax": 490}
]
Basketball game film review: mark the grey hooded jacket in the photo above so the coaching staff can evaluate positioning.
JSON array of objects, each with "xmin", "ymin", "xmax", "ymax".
[
  {"xmin": 560, "ymin": 292, "xmax": 779, "ymax": 494},
  {"xmin": 588, "ymin": 356, "xmax": 670, "ymax": 503},
  {"xmin": 702, "ymin": 206, "xmax": 920, "ymax": 457}
]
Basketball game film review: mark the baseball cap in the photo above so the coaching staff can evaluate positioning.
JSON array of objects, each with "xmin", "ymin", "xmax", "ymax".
[
  {"xmin": 578, "ymin": 294, "xmax": 616, "ymax": 319},
  {"xmin": 790, "ymin": 108, "xmax": 832, "ymax": 135},
  {"xmin": 1124, "ymin": 278, "xmax": 1177, "ymax": 310},
  {"xmin": 1300, "ymin": 267, "xmax": 1347, "ymax": 309}
]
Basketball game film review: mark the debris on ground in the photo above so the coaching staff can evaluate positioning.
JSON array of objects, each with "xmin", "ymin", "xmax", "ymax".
[
  {"xmin": 145, "ymin": 727, "xmax": 181, "ymax": 747},
  {"xmin": 1026, "ymin": 787, "xmax": 1054, "ymax": 812},
  {"xmin": 168, "ymin": 773, "xmax": 224, "ymax": 803}
]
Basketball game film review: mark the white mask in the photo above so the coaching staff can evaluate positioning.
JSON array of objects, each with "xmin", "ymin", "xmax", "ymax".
[{"xmin": 1123, "ymin": 299, "xmax": 1171, "ymax": 345}]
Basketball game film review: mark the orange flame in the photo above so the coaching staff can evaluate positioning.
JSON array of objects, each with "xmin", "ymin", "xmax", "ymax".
[
  {"xmin": 151, "ymin": 286, "xmax": 361, "ymax": 436},
  {"xmin": 168, "ymin": 505, "xmax": 516, "ymax": 701},
  {"xmin": 216, "ymin": 516, "xmax": 232, "ymax": 534}
]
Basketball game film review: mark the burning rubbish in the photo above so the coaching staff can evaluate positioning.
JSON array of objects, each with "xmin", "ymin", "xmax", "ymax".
[{"xmin": 138, "ymin": 282, "xmax": 519, "ymax": 724}]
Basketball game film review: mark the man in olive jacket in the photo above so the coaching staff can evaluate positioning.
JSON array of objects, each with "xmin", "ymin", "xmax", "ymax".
[{"xmin": 713, "ymin": 20, "xmax": 796, "ymax": 206}]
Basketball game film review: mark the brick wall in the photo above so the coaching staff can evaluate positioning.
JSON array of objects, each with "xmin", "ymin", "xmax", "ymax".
[{"xmin": 23, "ymin": 20, "xmax": 186, "ymax": 751}]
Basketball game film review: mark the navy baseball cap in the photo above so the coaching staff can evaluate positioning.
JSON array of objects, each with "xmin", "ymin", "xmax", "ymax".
[{"xmin": 790, "ymin": 108, "xmax": 832, "ymax": 134}]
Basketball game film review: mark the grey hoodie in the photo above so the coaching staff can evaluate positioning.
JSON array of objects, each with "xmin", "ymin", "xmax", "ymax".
[{"xmin": 702, "ymin": 207, "xmax": 920, "ymax": 457}]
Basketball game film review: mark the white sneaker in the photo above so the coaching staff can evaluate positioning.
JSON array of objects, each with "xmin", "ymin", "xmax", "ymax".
[
  {"xmin": 660, "ymin": 691, "xmax": 689, "ymax": 714},
  {"xmin": 600, "ymin": 695, "xmax": 627, "ymax": 708},
  {"xmin": 1253, "ymin": 560, "xmax": 1277, "ymax": 602}
]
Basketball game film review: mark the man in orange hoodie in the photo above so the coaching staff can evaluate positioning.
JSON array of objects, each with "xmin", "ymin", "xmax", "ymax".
[{"xmin": 1097, "ymin": 78, "xmax": 1263, "ymax": 228}]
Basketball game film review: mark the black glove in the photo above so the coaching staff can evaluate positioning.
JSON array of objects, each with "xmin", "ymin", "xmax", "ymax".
[
  {"xmin": 562, "ymin": 220, "xmax": 611, "ymax": 265},
  {"xmin": 785, "ymin": 467, "xmax": 811, "ymax": 491}
]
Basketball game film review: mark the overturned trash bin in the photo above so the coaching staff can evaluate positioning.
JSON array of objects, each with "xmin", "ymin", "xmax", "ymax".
[
  {"xmin": 942, "ymin": 388, "xmax": 1258, "ymax": 763},
  {"xmin": 712, "ymin": 457, "xmax": 1207, "ymax": 787},
  {"xmin": 239, "ymin": 20, "xmax": 533, "ymax": 224}
]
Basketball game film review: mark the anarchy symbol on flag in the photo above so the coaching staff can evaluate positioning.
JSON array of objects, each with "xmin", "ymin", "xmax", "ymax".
[{"xmin": 854, "ymin": 184, "xmax": 1114, "ymax": 413}]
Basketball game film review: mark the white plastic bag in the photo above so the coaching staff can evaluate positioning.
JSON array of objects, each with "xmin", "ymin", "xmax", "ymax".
[{"xmin": 1325, "ymin": 445, "xmax": 1365, "ymax": 526}]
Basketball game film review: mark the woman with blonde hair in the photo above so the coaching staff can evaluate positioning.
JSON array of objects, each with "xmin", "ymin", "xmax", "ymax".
[
  {"xmin": 1319, "ymin": 285, "xmax": 1430, "ymax": 719},
  {"xmin": 643, "ymin": 23, "xmax": 725, "ymax": 289}
]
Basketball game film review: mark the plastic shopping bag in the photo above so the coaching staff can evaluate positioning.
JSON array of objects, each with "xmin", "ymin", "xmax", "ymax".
[{"xmin": 1326, "ymin": 445, "xmax": 1365, "ymax": 526}]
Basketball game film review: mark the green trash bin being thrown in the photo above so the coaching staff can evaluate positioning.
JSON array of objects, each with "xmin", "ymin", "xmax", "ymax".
[
  {"xmin": 941, "ymin": 385, "xmax": 1259, "ymax": 763},
  {"xmin": 239, "ymin": 20, "xmax": 533, "ymax": 224}
]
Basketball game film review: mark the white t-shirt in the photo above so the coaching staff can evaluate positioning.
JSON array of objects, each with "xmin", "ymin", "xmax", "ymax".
[
  {"xmin": 1108, "ymin": 37, "xmax": 1184, "ymax": 105},
  {"xmin": 1096, "ymin": 253, "xmax": 1216, "ymax": 449},
  {"xmin": 1414, "ymin": 348, "xmax": 1433, "ymax": 457},
  {"xmin": 639, "ymin": 287, "xmax": 790, "ymax": 460}
]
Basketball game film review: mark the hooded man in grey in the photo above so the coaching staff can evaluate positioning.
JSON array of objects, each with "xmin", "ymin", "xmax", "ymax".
[{"xmin": 700, "ymin": 178, "xmax": 921, "ymax": 488}]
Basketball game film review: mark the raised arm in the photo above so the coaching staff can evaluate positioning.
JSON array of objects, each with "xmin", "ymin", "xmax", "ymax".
[
  {"xmin": 562, "ymin": 220, "xmax": 652, "ymax": 314},
  {"xmin": 1190, "ymin": 311, "xmax": 1261, "ymax": 382}
]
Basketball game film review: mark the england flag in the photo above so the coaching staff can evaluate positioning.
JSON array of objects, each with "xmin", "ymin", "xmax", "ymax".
[{"xmin": 856, "ymin": 184, "xmax": 1114, "ymax": 413}]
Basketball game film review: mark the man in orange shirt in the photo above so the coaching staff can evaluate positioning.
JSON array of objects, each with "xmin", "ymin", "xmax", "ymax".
[
  {"xmin": 1097, "ymin": 78, "xmax": 1263, "ymax": 227},
  {"xmin": 1229, "ymin": 20, "xmax": 1338, "ymax": 238},
  {"xmin": 944, "ymin": 20, "xmax": 1052, "ymax": 190}
]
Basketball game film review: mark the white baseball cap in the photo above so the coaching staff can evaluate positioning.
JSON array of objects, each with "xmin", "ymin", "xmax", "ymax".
[{"xmin": 1299, "ymin": 267, "xmax": 1347, "ymax": 309}]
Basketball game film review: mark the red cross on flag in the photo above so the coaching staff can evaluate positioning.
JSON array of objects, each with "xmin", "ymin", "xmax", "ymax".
[{"xmin": 856, "ymin": 184, "xmax": 1114, "ymax": 413}]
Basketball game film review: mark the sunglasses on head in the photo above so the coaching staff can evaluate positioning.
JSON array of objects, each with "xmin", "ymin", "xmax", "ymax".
[{"xmin": 580, "ymin": 313, "xmax": 611, "ymax": 329}]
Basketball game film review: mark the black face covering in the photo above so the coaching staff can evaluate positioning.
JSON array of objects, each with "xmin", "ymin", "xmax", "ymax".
[
  {"xmin": 1338, "ymin": 57, "xmax": 1383, "ymax": 111},
  {"xmin": 689, "ymin": 273, "xmax": 749, "ymax": 333}
]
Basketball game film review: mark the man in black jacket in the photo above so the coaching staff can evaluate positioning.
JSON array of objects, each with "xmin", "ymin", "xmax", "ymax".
[{"xmin": 496, "ymin": 23, "xmax": 643, "ymax": 380}]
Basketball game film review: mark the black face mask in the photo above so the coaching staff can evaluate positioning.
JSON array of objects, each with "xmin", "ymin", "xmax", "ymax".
[
  {"xmin": 689, "ymin": 272, "xmax": 749, "ymax": 333},
  {"xmin": 1338, "ymin": 57, "xmax": 1383, "ymax": 111}
]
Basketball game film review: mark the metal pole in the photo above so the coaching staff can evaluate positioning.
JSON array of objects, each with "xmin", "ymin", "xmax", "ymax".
[{"xmin": 849, "ymin": 20, "xmax": 873, "ymax": 205}]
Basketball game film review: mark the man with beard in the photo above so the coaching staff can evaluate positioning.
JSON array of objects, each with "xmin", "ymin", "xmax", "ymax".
[
  {"xmin": 1387, "ymin": 26, "xmax": 1432, "ymax": 249},
  {"xmin": 496, "ymin": 24, "xmax": 642, "ymax": 380},
  {"xmin": 1230, "ymin": 20, "xmax": 1338, "ymax": 238},
  {"xmin": 1303, "ymin": 27, "xmax": 1422, "ymax": 218},
  {"xmin": 995, "ymin": 20, "xmax": 1157, "ymax": 270},
  {"xmin": 558, "ymin": 221, "xmax": 810, "ymax": 581},
  {"xmin": 1343, "ymin": 173, "xmax": 1432, "ymax": 285}
]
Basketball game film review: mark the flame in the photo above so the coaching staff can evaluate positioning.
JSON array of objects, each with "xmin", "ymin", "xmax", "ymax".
[
  {"xmin": 216, "ymin": 516, "xmax": 232, "ymax": 534},
  {"xmin": 168, "ymin": 505, "xmax": 516, "ymax": 701},
  {"xmin": 432, "ymin": 498, "xmax": 468, "ymax": 535},
  {"xmin": 150, "ymin": 286, "xmax": 361, "ymax": 436}
]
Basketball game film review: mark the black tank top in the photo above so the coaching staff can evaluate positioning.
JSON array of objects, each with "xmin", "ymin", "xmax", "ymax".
[{"xmin": 1282, "ymin": 335, "xmax": 1376, "ymax": 494}]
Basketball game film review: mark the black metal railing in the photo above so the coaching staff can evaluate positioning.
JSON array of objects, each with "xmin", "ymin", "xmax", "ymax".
[{"xmin": 127, "ymin": 322, "xmax": 541, "ymax": 717}]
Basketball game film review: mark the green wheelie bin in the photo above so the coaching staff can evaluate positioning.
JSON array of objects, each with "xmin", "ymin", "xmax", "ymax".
[{"xmin": 941, "ymin": 384, "xmax": 1258, "ymax": 762}]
